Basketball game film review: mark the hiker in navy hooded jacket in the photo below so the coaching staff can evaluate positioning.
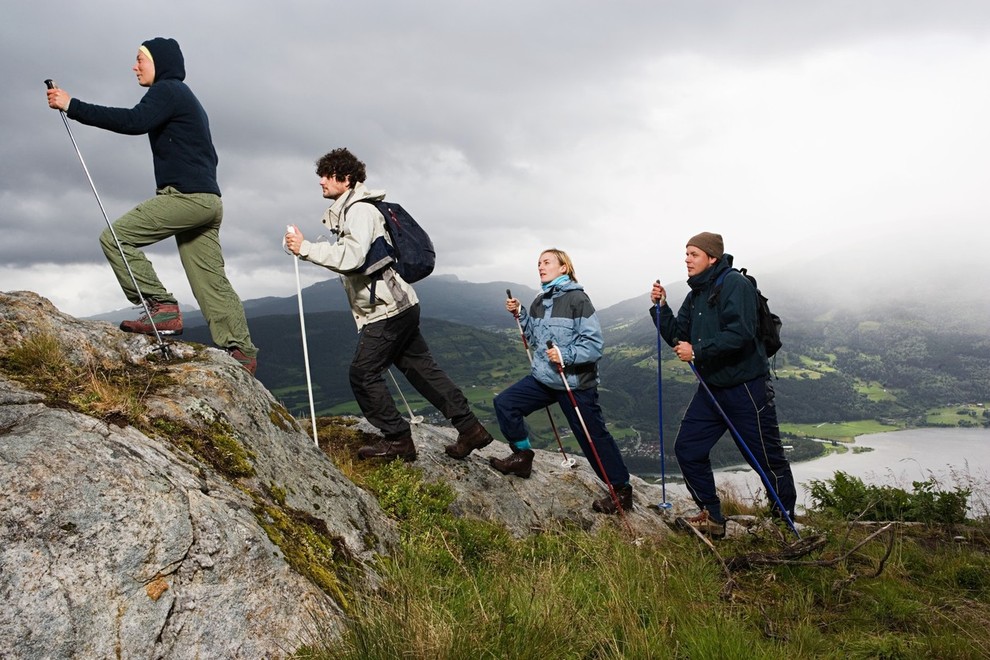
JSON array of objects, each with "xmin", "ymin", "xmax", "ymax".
[
  {"xmin": 46, "ymin": 37, "xmax": 258, "ymax": 374},
  {"xmin": 488, "ymin": 249, "xmax": 633, "ymax": 514},
  {"xmin": 650, "ymin": 232, "xmax": 796, "ymax": 537}
]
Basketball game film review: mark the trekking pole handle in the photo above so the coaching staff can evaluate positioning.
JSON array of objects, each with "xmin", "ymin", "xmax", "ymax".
[
  {"xmin": 45, "ymin": 79, "xmax": 57, "ymax": 89},
  {"xmin": 507, "ymin": 288, "xmax": 523, "ymax": 320},
  {"xmin": 655, "ymin": 279, "xmax": 665, "ymax": 306}
]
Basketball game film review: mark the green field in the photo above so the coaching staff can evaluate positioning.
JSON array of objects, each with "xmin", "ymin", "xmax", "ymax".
[
  {"xmin": 926, "ymin": 404, "xmax": 989, "ymax": 427},
  {"xmin": 781, "ymin": 419, "xmax": 902, "ymax": 442}
]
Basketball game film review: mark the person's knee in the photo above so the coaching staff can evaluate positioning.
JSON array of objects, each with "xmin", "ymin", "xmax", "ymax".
[
  {"xmin": 349, "ymin": 364, "xmax": 372, "ymax": 390},
  {"xmin": 99, "ymin": 227, "xmax": 116, "ymax": 252},
  {"xmin": 675, "ymin": 439, "xmax": 708, "ymax": 465}
]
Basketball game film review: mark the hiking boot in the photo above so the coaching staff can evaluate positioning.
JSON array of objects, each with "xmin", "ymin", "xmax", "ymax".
[
  {"xmin": 676, "ymin": 510, "xmax": 726, "ymax": 539},
  {"xmin": 228, "ymin": 348, "xmax": 257, "ymax": 376},
  {"xmin": 444, "ymin": 421, "xmax": 495, "ymax": 459},
  {"xmin": 119, "ymin": 300, "xmax": 183, "ymax": 336},
  {"xmin": 357, "ymin": 434, "xmax": 417, "ymax": 462},
  {"xmin": 489, "ymin": 449, "xmax": 534, "ymax": 478},
  {"xmin": 593, "ymin": 483, "xmax": 634, "ymax": 514}
]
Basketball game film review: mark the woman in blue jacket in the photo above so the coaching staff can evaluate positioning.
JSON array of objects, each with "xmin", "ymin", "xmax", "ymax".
[{"xmin": 489, "ymin": 249, "xmax": 632, "ymax": 514}]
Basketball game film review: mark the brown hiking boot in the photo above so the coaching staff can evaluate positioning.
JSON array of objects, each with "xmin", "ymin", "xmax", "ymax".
[
  {"xmin": 489, "ymin": 449, "xmax": 534, "ymax": 478},
  {"xmin": 228, "ymin": 348, "xmax": 257, "ymax": 376},
  {"xmin": 444, "ymin": 421, "xmax": 495, "ymax": 459},
  {"xmin": 593, "ymin": 483, "xmax": 634, "ymax": 514},
  {"xmin": 676, "ymin": 509, "xmax": 726, "ymax": 539},
  {"xmin": 119, "ymin": 300, "xmax": 183, "ymax": 336},
  {"xmin": 357, "ymin": 434, "xmax": 417, "ymax": 462}
]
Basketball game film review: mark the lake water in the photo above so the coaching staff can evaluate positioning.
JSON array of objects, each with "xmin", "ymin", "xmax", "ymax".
[{"xmin": 686, "ymin": 427, "xmax": 990, "ymax": 514}]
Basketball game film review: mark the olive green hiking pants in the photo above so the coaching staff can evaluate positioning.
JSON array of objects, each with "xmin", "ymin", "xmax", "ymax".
[{"xmin": 100, "ymin": 186, "xmax": 257, "ymax": 357}]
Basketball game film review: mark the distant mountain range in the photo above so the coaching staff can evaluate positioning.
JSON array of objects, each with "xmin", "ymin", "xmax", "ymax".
[
  {"xmin": 86, "ymin": 269, "xmax": 989, "ymax": 478},
  {"xmin": 87, "ymin": 274, "xmax": 543, "ymax": 331}
]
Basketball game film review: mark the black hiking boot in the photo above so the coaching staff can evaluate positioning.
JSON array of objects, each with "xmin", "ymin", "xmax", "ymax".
[
  {"xmin": 444, "ymin": 421, "xmax": 495, "ymax": 459},
  {"xmin": 357, "ymin": 434, "xmax": 417, "ymax": 462},
  {"xmin": 593, "ymin": 483, "xmax": 633, "ymax": 514},
  {"xmin": 489, "ymin": 449, "xmax": 534, "ymax": 478}
]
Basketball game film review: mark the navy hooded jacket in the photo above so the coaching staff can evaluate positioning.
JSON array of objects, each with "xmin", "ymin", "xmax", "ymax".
[{"xmin": 67, "ymin": 38, "xmax": 221, "ymax": 196}]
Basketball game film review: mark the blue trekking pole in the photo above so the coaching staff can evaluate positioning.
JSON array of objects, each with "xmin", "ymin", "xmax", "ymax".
[
  {"xmin": 686, "ymin": 361, "xmax": 800, "ymax": 538},
  {"xmin": 654, "ymin": 287, "xmax": 672, "ymax": 511}
]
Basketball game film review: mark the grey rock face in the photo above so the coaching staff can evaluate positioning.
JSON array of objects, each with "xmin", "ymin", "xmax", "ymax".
[
  {"xmin": 0, "ymin": 291, "xmax": 394, "ymax": 658},
  {"xmin": 0, "ymin": 290, "xmax": 685, "ymax": 659}
]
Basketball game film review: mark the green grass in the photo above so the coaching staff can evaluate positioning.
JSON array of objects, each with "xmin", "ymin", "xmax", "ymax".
[
  {"xmin": 856, "ymin": 380, "xmax": 899, "ymax": 402},
  {"xmin": 781, "ymin": 420, "xmax": 903, "ymax": 442},
  {"xmin": 926, "ymin": 404, "xmax": 989, "ymax": 427},
  {"xmin": 300, "ymin": 427, "xmax": 990, "ymax": 659}
]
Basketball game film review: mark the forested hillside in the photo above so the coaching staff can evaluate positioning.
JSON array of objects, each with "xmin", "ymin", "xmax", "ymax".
[{"xmin": 183, "ymin": 282, "xmax": 989, "ymax": 479}]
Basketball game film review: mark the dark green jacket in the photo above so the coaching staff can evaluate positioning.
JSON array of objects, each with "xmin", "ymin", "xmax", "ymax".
[{"xmin": 650, "ymin": 254, "xmax": 768, "ymax": 387}]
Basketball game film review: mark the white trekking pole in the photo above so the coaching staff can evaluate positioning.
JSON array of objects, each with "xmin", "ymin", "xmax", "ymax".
[
  {"xmin": 45, "ymin": 79, "xmax": 171, "ymax": 359},
  {"xmin": 387, "ymin": 369, "xmax": 424, "ymax": 425},
  {"xmin": 285, "ymin": 225, "xmax": 318, "ymax": 446}
]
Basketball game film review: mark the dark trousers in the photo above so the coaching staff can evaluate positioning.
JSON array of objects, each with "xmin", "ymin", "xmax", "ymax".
[
  {"xmin": 349, "ymin": 305, "xmax": 475, "ymax": 438},
  {"xmin": 494, "ymin": 375, "xmax": 630, "ymax": 487},
  {"xmin": 675, "ymin": 376, "xmax": 797, "ymax": 516}
]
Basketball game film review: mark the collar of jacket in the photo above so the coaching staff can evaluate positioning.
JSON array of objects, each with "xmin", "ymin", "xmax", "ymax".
[{"xmin": 688, "ymin": 253, "xmax": 735, "ymax": 293}]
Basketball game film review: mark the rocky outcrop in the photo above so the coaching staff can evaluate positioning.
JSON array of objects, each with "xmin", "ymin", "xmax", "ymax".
[
  {"xmin": 0, "ymin": 291, "xmax": 683, "ymax": 658},
  {"xmin": 0, "ymin": 291, "xmax": 395, "ymax": 658}
]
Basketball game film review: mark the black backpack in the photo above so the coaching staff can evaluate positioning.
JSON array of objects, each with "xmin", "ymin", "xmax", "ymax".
[
  {"xmin": 709, "ymin": 267, "xmax": 782, "ymax": 358},
  {"xmin": 352, "ymin": 199, "xmax": 436, "ymax": 284}
]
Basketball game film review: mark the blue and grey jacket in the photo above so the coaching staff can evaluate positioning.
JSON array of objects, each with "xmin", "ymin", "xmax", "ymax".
[
  {"xmin": 67, "ymin": 37, "xmax": 221, "ymax": 196},
  {"xmin": 650, "ymin": 253, "xmax": 768, "ymax": 388},
  {"xmin": 519, "ymin": 279, "xmax": 604, "ymax": 390}
]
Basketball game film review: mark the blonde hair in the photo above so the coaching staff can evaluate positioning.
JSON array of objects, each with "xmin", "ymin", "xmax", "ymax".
[{"xmin": 540, "ymin": 248, "xmax": 578, "ymax": 282}]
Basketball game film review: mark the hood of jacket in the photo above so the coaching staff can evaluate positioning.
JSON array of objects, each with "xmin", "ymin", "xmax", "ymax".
[
  {"xmin": 143, "ymin": 37, "xmax": 185, "ymax": 83},
  {"xmin": 540, "ymin": 277, "xmax": 584, "ymax": 299}
]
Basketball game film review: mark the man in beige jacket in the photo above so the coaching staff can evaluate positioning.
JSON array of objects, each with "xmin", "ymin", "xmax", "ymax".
[{"xmin": 285, "ymin": 148, "xmax": 493, "ymax": 461}]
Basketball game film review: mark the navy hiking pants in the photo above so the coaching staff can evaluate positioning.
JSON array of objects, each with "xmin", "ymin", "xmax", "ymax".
[
  {"xmin": 675, "ymin": 376, "xmax": 796, "ymax": 516},
  {"xmin": 494, "ymin": 375, "xmax": 630, "ymax": 487}
]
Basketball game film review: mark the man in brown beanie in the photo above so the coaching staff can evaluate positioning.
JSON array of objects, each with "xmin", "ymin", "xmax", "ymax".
[{"xmin": 647, "ymin": 232, "xmax": 796, "ymax": 538}]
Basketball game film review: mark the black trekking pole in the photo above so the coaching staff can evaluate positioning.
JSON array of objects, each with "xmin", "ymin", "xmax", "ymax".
[
  {"xmin": 507, "ymin": 289, "xmax": 576, "ymax": 468},
  {"xmin": 654, "ymin": 289, "xmax": 672, "ymax": 511},
  {"xmin": 686, "ymin": 360, "xmax": 800, "ymax": 538},
  {"xmin": 44, "ymin": 79, "xmax": 171, "ymax": 359},
  {"xmin": 547, "ymin": 340, "xmax": 630, "ymax": 527}
]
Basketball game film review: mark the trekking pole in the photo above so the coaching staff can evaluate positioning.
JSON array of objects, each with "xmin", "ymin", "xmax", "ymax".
[
  {"xmin": 547, "ymin": 340, "xmax": 629, "ymax": 525},
  {"xmin": 387, "ymin": 369, "xmax": 424, "ymax": 425},
  {"xmin": 45, "ymin": 79, "xmax": 171, "ymax": 360},
  {"xmin": 507, "ymin": 289, "xmax": 576, "ymax": 468},
  {"xmin": 654, "ymin": 287, "xmax": 672, "ymax": 511},
  {"xmin": 686, "ymin": 361, "xmax": 800, "ymax": 538},
  {"xmin": 285, "ymin": 226, "xmax": 319, "ymax": 446}
]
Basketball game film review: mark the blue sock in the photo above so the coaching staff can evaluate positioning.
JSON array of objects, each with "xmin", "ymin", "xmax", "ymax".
[{"xmin": 511, "ymin": 438, "xmax": 532, "ymax": 451}]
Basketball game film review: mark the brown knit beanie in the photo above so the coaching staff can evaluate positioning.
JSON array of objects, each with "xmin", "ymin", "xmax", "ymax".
[{"xmin": 686, "ymin": 232, "xmax": 724, "ymax": 259}]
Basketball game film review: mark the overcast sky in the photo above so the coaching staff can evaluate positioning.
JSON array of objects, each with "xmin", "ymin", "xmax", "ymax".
[{"xmin": 4, "ymin": 1, "xmax": 990, "ymax": 317}]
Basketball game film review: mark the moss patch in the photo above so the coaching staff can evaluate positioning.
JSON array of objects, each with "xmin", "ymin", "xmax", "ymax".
[
  {"xmin": 253, "ymin": 495, "xmax": 357, "ymax": 608},
  {"xmin": 150, "ymin": 414, "xmax": 256, "ymax": 479}
]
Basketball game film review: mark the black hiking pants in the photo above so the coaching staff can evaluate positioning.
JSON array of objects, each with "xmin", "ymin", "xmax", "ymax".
[{"xmin": 349, "ymin": 304, "xmax": 477, "ymax": 438}]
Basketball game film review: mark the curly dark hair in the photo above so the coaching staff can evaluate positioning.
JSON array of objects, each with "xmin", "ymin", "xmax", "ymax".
[{"xmin": 314, "ymin": 148, "xmax": 367, "ymax": 185}]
